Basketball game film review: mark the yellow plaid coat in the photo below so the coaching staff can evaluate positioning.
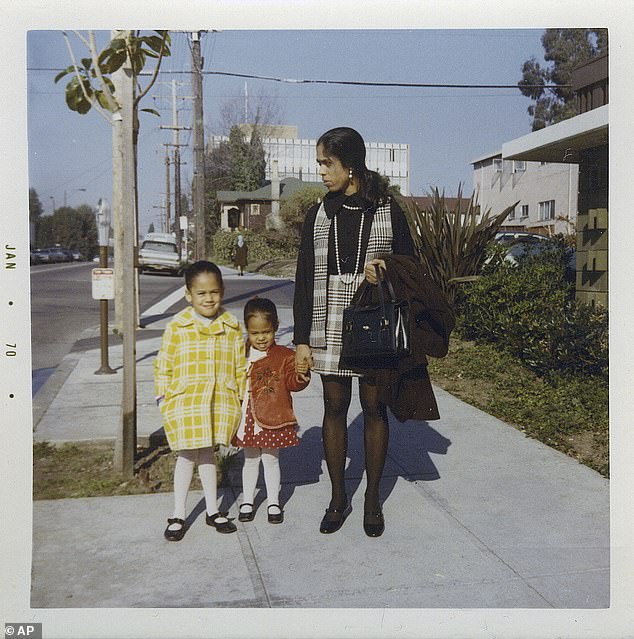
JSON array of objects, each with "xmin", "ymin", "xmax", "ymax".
[{"xmin": 154, "ymin": 307, "xmax": 247, "ymax": 450}]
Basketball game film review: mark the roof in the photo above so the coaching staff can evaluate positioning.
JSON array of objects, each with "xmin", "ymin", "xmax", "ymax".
[
  {"xmin": 502, "ymin": 105, "xmax": 608, "ymax": 163},
  {"xmin": 216, "ymin": 177, "xmax": 327, "ymax": 203},
  {"xmin": 406, "ymin": 195, "xmax": 473, "ymax": 212},
  {"xmin": 470, "ymin": 150, "xmax": 502, "ymax": 165}
]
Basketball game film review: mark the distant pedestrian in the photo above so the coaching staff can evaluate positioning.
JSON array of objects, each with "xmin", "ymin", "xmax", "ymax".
[
  {"xmin": 232, "ymin": 234, "xmax": 248, "ymax": 276},
  {"xmin": 154, "ymin": 260, "xmax": 247, "ymax": 541},
  {"xmin": 232, "ymin": 297, "xmax": 310, "ymax": 524}
]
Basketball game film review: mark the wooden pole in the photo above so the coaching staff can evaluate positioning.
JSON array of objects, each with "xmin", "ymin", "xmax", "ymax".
[
  {"xmin": 191, "ymin": 32, "xmax": 205, "ymax": 259},
  {"xmin": 113, "ymin": 32, "xmax": 137, "ymax": 478}
]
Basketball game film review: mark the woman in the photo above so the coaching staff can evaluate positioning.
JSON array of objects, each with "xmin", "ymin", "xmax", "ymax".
[
  {"xmin": 233, "ymin": 234, "xmax": 248, "ymax": 276},
  {"xmin": 293, "ymin": 127, "xmax": 416, "ymax": 537}
]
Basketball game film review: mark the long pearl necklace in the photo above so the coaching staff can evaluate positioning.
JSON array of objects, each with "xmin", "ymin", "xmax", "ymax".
[{"xmin": 333, "ymin": 207, "xmax": 365, "ymax": 285}]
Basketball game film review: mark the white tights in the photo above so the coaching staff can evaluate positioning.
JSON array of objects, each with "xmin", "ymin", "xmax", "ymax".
[
  {"xmin": 170, "ymin": 447, "xmax": 224, "ymax": 527},
  {"xmin": 241, "ymin": 447, "xmax": 281, "ymax": 513}
]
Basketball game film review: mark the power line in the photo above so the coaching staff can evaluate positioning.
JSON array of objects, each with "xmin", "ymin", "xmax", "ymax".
[{"xmin": 26, "ymin": 67, "xmax": 569, "ymax": 90}]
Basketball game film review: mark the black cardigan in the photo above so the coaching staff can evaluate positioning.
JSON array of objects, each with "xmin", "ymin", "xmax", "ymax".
[{"xmin": 293, "ymin": 192, "xmax": 415, "ymax": 345}]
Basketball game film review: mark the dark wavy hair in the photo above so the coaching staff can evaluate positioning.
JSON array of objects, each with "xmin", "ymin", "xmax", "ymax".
[
  {"xmin": 184, "ymin": 260, "xmax": 224, "ymax": 290},
  {"xmin": 317, "ymin": 126, "xmax": 389, "ymax": 208},
  {"xmin": 244, "ymin": 296, "xmax": 279, "ymax": 330}
]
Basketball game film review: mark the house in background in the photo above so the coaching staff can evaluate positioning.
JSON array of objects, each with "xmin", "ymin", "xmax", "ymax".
[
  {"xmin": 216, "ymin": 167, "xmax": 327, "ymax": 231},
  {"xmin": 471, "ymin": 151, "xmax": 579, "ymax": 237},
  {"xmin": 503, "ymin": 53, "xmax": 608, "ymax": 306}
]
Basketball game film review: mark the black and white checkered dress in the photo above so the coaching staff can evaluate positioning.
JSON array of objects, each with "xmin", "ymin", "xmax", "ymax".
[{"xmin": 311, "ymin": 200, "xmax": 393, "ymax": 377}]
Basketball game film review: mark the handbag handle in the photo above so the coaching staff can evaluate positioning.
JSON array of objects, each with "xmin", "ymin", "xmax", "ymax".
[{"xmin": 374, "ymin": 263, "xmax": 399, "ymax": 321}]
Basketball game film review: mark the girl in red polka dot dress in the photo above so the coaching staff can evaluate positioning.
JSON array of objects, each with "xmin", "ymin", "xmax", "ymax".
[{"xmin": 232, "ymin": 297, "xmax": 310, "ymax": 524}]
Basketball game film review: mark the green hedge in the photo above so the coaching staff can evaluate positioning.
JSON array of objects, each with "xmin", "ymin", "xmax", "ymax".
[
  {"xmin": 460, "ymin": 250, "xmax": 608, "ymax": 379},
  {"xmin": 210, "ymin": 229, "xmax": 298, "ymax": 264}
]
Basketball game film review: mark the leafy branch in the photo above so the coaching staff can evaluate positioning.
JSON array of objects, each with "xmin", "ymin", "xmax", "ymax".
[{"xmin": 55, "ymin": 30, "xmax": 171, "ymax": 121}]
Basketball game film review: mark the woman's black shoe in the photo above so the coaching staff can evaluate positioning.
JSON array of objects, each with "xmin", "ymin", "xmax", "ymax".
[
  {"xmin": 267, "ymin": 505, "xmax": 284, "ymax": 524},
  {"xmin": 206, "ymin": 512, "xmax": 237, "ymax": 534},
  {"xmin": 164, "ymin": 517, "xmax": 186, "ymax": 541},
  {"xmin": 319, "ymin": 504, "xmax": 351, "ymax": 534},
  {"xmin": 363, "ymin": 510, "xmax": 385, "ymax": 537},
  {"xmin": 238, "ymin": 503, "xmax": 255, "ymax": 522}
]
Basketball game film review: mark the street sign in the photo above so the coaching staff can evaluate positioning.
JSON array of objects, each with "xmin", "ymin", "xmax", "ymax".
[{"xmin": 92, "ymin": 268, "xmax": 115, "ymax": 300}]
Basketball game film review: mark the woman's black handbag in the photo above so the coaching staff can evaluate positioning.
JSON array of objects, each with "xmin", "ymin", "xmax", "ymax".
[{"xmin": 340, "ymin": 265, "xmax": 410, "ymax": 368}]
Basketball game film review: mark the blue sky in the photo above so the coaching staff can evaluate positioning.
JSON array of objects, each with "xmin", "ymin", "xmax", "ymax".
[{"xmin": 27, "ymin": 28, "xmax": 547, "ymax": 233}]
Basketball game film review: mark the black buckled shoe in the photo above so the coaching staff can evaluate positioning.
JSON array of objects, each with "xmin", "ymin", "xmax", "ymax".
[
  {"xmin": 238, "ymin": 503, "xmax": 255, "ymax": 522},
  {"xmin": 319, "ymin": 504, "xmax": 351, "ymax": 534},
  {"xmin": 363, "ymin": 510, "xmax": 385, "ymax": 537},
  {"xmin": 206, "ymin": 512, "xmax": 237, "ymax": 534},
  {"xmin": 164, "ymin": 517, "xmax": 186, "ymax": 542},
  {"xmin": 267, "ymin": 505, "xmax": 284, "ymax": 524}
]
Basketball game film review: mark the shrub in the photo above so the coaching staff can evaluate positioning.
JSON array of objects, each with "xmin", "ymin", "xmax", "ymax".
[
  {"xmin": 210, "ymin": 228, "xmax": 298, "ymax": 264},
  {"xmin": 401, "ymin": 186, "xmax": 516, "ymax": 309},
  {"xmin": 460, "ymin": 249, "xmax": 608, "ymax": 379},
  {"xmin": 280, "ymin": 185, "xmax": 326, "ymax": 241}
]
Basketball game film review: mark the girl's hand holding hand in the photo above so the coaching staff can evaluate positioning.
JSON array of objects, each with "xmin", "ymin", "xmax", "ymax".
[{"xmin": 364, "ymin": 258, "xmax": 386, "ymax": 285}]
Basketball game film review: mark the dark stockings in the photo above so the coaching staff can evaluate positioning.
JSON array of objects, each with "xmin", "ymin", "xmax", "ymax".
[
  {"xmin": 359, "ymin": 377, "xmax": 389, "ymax": 513},
  {"xmin": 321, "ymin": 376, "xmax": 352, "ymax": 513},
  {"xmin": 321, "ymin": 375, "xmax": 390, "ymax": 516}
]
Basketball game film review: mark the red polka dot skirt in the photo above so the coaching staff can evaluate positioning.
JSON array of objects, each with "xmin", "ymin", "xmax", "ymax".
[{"xmin": 232, "ymin": 399, "xmax": 299, "ymax": 449}]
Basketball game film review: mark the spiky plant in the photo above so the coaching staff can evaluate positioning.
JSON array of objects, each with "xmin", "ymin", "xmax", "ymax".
[{"xmin": 402, "ymin": 186, "xmax": 517, "ymax": 308}]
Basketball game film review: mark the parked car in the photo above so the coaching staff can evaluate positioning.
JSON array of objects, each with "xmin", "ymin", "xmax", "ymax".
[
  {"xmin": 494, "ymin": 231, "xmax": 549, "ymax": 246},
  {"xmin": 494, "ymin": 234, "xmax": 576, "ymax": 282},
  {"xmin": 59, "ymin": 248, "xmax": 75, "ymax": 262},
  {"xmin": 30, "ymin": 247, "xmax": 66, "ymax": 264},
  {"xmin": 70, "ymin": 249, "xmax": 84, "ymax": 261},
  {"xmin": 138, "ymin": 232, "xmax": 185, "ymax": 276}
]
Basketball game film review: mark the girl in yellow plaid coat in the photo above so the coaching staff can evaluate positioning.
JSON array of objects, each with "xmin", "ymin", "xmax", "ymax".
[{"xmin": 154, "ymin": 261, "xmax": 247, "ymax": 540}]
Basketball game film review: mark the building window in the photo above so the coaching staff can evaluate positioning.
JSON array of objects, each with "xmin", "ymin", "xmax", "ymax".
[
  {"xmin": 251, "ymin": 203, "xmax": 260, "ymax": 216},
  {"xmin": 388, "ymin": 148, "xmax": 395, "ymax": 162},
  {"xmin": 520, "ymin": 204, "xmax": 529, "ymax": 219},
  {"xmin": 493, "ymin": 158, "xmax": 503, "ymax": 172},
  {"xmin": 538, "ymin": 200, "xmax": 555, "ymax": 221},
  {"xmin": 508, "ymin": 207, "xmax": 515, "ymax": 220},
  {"xmin": 513, "ymin": 160, "xmax": 526, "ymax": 173}
]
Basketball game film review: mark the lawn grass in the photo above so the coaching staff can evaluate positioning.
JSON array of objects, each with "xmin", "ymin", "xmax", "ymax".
[{"xmin": 33, "ymin": 441, "xmax": 240, "ymax": 500}]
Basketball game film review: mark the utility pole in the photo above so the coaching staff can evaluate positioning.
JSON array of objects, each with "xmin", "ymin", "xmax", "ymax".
[
  {"xmin": 165, "ymin": 150, "xmax": 171, "ymax": 232},
  {"xmin": 191, "ymin": 31, "xmax": 206, "ymax": 260},
  {"xmin": 112, "ymin": 32, "xmax": 137, "ymax": 478},
  {"xmin": 157, "ymin": 81, "xmax": 190, "ymax": 256}
]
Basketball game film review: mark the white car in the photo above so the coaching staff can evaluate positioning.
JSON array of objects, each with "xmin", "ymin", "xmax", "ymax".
[{"xmin": 138, "ymin": 232, "xmax": 185, "ymax": 276}]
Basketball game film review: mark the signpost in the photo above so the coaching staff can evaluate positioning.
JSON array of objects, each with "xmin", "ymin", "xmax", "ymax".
[{"xmin": 94, "ymin": 199, "xmax": 115, "ymax": 375}]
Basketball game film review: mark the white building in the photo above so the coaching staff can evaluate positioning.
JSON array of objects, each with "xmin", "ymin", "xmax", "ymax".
[
  {"xmin": 209, "ymin": 128, "xmax": 410, "ymax": 195},
  {"xmin": 472, "ymin": 151, "xmax": 579, "ymax": 237}
]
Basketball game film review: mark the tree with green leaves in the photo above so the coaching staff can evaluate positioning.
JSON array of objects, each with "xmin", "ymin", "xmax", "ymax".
[
  {"xmin": 54, "ymin": 31, "xmax": 169, "ymax": 121},
  {"xmin": 55, "ymin": 31, "xmax": 171, "ymax": 328},
  {"xmin": 228, "ymin": 125, "xmax": 266, "ymax": 192},
  {"xmin": 36, "ymin": 205, "xmax": 98, "ymax": 259},
  {"xmin": 280, "ymin": 185, "xmax": 326, "ymax": 241},
  {"xmin": 518, "ymin": 28, "xmax": 607, "ymax": 131}
]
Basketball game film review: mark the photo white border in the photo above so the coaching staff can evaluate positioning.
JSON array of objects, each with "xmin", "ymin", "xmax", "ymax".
[{"xmin": 2, "ymin": 1, "xmax": 633, "ymax": 637}]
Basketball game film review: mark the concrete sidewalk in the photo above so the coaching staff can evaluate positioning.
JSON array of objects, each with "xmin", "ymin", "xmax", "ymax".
[{"xmin": 31, "ymin": 267, "xmax": 609, "ymax": 610}]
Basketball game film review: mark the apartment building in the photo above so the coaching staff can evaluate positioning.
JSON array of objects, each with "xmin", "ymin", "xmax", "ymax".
[{"xmin": 472, "ymin": 151, "xmax": 579, "ymax": 237}]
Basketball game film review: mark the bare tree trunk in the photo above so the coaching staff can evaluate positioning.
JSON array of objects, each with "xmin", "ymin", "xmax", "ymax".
[{"xmin": 112, "ymin": 31, "xmax": 137, "ymax": 478}]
